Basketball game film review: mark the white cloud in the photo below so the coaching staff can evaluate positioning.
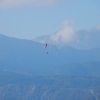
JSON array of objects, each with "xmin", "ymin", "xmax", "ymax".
[
  {"xmin": 33, "ymin": 21, "xmax": 75, "ymax": 45},
  {"xmin": 0, "ymin": 0, "xmax": 57, "ymax": 8},
  {"xmin": 50, "ymin": 21, "xmax": 75, "ymax": 44}
]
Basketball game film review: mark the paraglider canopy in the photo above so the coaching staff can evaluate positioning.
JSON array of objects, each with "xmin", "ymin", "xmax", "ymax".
[{"xmin": 44, "ymin": 43, "xmax": 47, "ymax": 48}]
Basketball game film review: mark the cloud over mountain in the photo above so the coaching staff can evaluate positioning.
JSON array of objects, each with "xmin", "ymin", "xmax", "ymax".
[
  {"xmin": 34, "ymin": 21, "xmax": 75, "ymax": 45},
  {"xmin": 33, "ymin": 25, "xmax": 100, "ymax": 49},
  {"xmin": 50, "ymin": 21, "xmax": 75, "ymax": 44}
]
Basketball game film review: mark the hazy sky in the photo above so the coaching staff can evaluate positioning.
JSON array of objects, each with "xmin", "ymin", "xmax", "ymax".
[{"xmin": 0, "ymin": 0, "xmax": 100, "ymax": 39}]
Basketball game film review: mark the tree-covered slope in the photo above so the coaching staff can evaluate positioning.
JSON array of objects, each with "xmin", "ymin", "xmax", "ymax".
[{"xmin": 0, "ymin": 70, "xmax": 100, "ymax": 100}]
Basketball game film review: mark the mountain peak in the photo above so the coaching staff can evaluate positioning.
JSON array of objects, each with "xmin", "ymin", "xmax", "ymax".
[{"xmin": 33, "ymin": 28, "xmax": 100, "ymax": 49}]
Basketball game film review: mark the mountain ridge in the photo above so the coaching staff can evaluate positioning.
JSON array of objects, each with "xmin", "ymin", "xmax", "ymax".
[
  {"xmin": 0, "ymin": 34, "xmax": 100, "ymax": 76},
  {"xmin": 0, "ymin": 34, "xmax": 100, "ymax": 100},
  {"xmin": 33, "ymin": 28, "xmax": 100, "ymax": 49}
]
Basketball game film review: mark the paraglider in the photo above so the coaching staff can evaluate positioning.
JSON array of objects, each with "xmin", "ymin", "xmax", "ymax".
[{"xmin": 44, "ymin": 43, "xmax": 48, "ymax": 54}]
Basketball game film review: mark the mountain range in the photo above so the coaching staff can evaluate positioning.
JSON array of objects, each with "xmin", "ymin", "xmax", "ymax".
[
  {"xmin": 0, "ymin": 34, "xmax": 100, "ymax": 76},
  {"xmin": 33, "ymin": 28, "xmax": 100, "ymax": 49},
  {"xmin": 0, "ymin": 33, "xmax": 100, "ymax": 100}
]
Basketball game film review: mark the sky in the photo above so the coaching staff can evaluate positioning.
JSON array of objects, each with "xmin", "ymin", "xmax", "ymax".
[{"xmin": 0, "ymin": 0, "xmax": 100, "ymax": 39}]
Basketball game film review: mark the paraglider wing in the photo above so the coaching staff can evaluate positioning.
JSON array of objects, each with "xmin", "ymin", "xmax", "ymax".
[{"xmin": 44, "ymin": 43, "xmax": 47, "ymax": 48}]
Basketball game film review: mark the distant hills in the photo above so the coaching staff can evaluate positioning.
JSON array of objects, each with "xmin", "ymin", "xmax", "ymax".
[
  {"xmin": 0, "ymin": 70, "xmax": 100, "ymax": 100},
  {"xmin": 33, "ymin": 28, "xmax": 100, "ymax": 49},
  {"xmin": 0, "ymin": 34, "xmax": 100, "ymax": 76},
  {"xmin": 0, "ymin": 34, "xmax": 100, "ymax": 100}
]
